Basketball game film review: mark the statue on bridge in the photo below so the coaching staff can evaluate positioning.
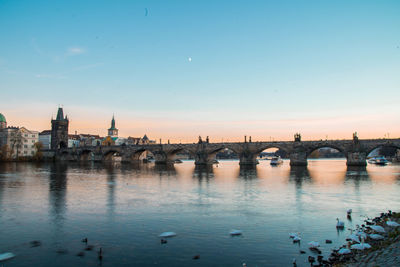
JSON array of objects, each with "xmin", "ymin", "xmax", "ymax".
[
  {"xmin": 353, "ymin": 132, "xmax": 359, "ymax": 143},
  {"xmin": 294, "ymin": 133, "xmax": 301, "ymax": 142},
  {"xmin": 206, "ymin": 136, "xmax": 209, "ymax": 143},
  {"xmin": 198, "ymin": 136, "xmax": 203, "ymax": 144}
]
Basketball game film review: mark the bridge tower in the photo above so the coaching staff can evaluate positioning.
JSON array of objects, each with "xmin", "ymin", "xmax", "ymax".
[
  {"xmin": 51, "ymin": 107, "xmax": 69, "ymax": 150},
  {"xmin": 108, "ymin": 115, "xmax": 118, "ymax": 137}
]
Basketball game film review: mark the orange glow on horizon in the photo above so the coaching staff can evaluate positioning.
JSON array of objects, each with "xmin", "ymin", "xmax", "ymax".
[{"xmin": 2, "ymin": 106, "xmax": 400, "ymax": 143}]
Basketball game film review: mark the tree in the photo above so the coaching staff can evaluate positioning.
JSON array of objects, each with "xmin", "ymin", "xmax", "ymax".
[
  {"xmin": 0, "ymin": 144, "xmax": 11, "ymax": 161},
  {"xmin": 9, "ymin": 130, "xmax": 25, "ymax": 159},
  {"xmin": 33, "ymin": 141, "xmax": 44, "ymax": 161}
]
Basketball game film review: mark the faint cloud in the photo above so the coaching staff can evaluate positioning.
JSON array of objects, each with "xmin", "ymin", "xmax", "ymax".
[
  {"xmin": 35, "ymin": 74, "xmax": 67, "ymax": 79},
  {"xmin": 71, "ymin": 63, "xmax": 103, "ymax": 72},
  {"xmin": 31, "ymin": 38, "xmax": 44, "ymax": 55},
  {"xmin": 67, "ymin": 47, "xmax": 85, "ymax": 56}
]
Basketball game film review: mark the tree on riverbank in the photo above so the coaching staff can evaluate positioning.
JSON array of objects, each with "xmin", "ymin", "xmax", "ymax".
[{"xmin": 33, "ymin": 142, "xmax": 43, "ymax": 160}]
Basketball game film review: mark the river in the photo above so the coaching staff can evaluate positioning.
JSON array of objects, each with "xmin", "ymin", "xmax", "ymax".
[{"xmin": 0, "ymin": 159, "xmax": 399, "ymax": 266}]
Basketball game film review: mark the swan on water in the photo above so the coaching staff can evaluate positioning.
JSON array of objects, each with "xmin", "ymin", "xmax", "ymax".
[
  {"xmin": 351, "ymin": 242, "xmax": 371, "ymax": 250},
  {"xmin": 293, "ymin": 235, "xmax": 301, "ymax": 243},
  {"xmin": 355, "ymin": 225, "xmax": 367, "ymax": 239},
  {"xmin": 386, "ymin": 221, "xmax": 400, "ymax": 227},
  {"xmin": 370, "ymin": 225, "xmax": 385, "ymax": 233},
  {"xmin": 230, "ymin": 230, "xmax": 242, "ymax": 236},
  {"xmin": 351, "ymin": 237, "xmax": 371, "ymax": 250},
  {"xmin": 0, "ymin": 252, "xmax": 15, "ymax": 262},
  {"xmin": 159, "ymin": 232, "xmax": 177, "ymax": 238},
  {"xmin": 347, "ymin": 229, "xmax": 360, "ymax": 243},
  {"xmin": 308, "ymin": 241, "xmax": 320, "ymax": 248},
  {"xmin": 347, "ymin": 209, "xmax": 352, "ymax": 215},
  {"xmin": 289, "ymin": 233, "xmax": 299, "ymax": 238},
  {"xmin": 336, "ymin": 218, "xmax": 345, "ymax": 228},
  {"xmin": 338, "ymin": 243, "xmax": 351, "ymax": 255},
  {"xmin": 369, "ymin": 234, "xmax": 384, "ymax": 240},
  {"xmin": 338, "ymin": 248, "xmax": 351, "ymax": 254}
]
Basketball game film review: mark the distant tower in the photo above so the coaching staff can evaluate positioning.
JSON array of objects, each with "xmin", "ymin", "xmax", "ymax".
[
  {"xmin": 0, "ymin": 113, "xmax": 6, "ymax": 129},
  {"xmin": 51, "ymin": 107, "xmax": 69, "ymax": 150},
  {"xmin": 108, "ymin": 115, "xmax": 118, "ymax": 137}
]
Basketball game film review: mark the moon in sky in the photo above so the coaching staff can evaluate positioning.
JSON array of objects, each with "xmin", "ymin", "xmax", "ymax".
[{"xmin": 188, "ymin": 57, "xmax": 192, "ymax": 62}]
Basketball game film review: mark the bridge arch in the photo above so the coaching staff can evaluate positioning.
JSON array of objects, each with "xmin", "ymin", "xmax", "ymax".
[
  {"xmin": 80, "ymin": 149, "xmax": 94, "ymax": 161},
  {"xmin": 130, "ymin": 149, "xmax": 155, "ymax": 162},
  {"xmin": 306, "ymin": 145, "xmax": 346, "ymax": 158},
  {"xmin": 365, "ymin": 144, "xmax": 400, "ymax": 158},
  {"xmin": 165, "ymin": 147, "xmax": 196, "ymax": 161},
  {"xmin": 103, "ymin": 150, "xmax": 122, "ymax": 162},
  {"xmin": 257, "ymin": 145, "xmax": 290, "ymax": 159},
  {"xmin": 59, "ymin": 150, "xmax": 70, "ymax": 161}
]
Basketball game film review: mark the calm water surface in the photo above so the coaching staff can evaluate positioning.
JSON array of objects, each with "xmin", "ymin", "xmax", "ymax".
[{"xmin": 1, "ymin": 160, "xmax": 400, "ymax": 266}]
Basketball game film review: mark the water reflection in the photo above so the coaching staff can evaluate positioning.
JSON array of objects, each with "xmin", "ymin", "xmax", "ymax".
[
  {"xmin": 193, "ymin": 165, "xmax": 214, "ymax": 181},
  {"xmin": 1, "ymin": 160, "xmax": 400, "ymax": 267},
  {"xmin": 238, "ymin": 165, "xmax": 257, "ymax": 178},
  {"xmin": 345, "ymin": 166, "xmax": 371, "ymax": 190},
  {"xmin": 105, "ymin": 164, "xmax": 116, "ymax": 219},
  {"xmin": 289, "ymin": 166, "xmax": 311, "ymax": 188},
  {"xmin": 153, "ymin": 164, "xmax": 177, "ymax": 178},
  {"xmin": 48, "ymin": 163, "xmax": 68, "ymax": 227}
]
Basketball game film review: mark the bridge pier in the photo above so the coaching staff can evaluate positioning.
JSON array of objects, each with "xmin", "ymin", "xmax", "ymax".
[
  {"xmin": 346, "ymin": 152, "xmax": 367, "ymax": 166},
  {"xmin": 153, "ymin": 151, "xmax": 173, "ymax": 164},
  {"xmin": 238, "ymin": 152, "xmax": 258, "ymax": 166},
  {"xmin": 194, "ymin": 151, "xmax": 215, "ymax": 165},
  {"xmin": 289, "ymin": 151, "xmax": 308, "ymax": 166}
]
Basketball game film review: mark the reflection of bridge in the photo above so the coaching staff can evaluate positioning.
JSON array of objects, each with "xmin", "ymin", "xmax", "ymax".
[{"xmin": 55, "ymin": 136, "xmax": 400, "ymax": 166}]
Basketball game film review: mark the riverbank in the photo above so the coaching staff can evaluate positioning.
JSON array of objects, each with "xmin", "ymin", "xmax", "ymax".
[{"xmin": 331, "ymin": 211, "xmax": 400, "ymax": 267}]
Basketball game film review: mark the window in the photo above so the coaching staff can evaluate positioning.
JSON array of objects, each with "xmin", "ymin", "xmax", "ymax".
[
  {"xmin": 24, "ymin": 151, "xmax": 27, "ymax": 154},
  {"xmin": 24, "ymin": 145, "xmax": 27, "ymax": 148},
  {"xmin": 32, "ymin": 135, "xmax": 35, "ymax": 137},
  {"xmin": 31, "ymin": 151, "xmax": 34, "ymax": 155},
  {"xmin": 24, "ymin": 140, "xmax": 27, "ymax": 142},
  {"xmin": 32, "ymin": 140, "xmax": 35, "ymax": 143},
  {"xmin": 25, "ymin": 134, "xmax": 28, "ymax": 137}
]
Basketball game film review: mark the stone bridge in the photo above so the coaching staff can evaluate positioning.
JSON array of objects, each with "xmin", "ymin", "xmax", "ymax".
[{"xmin": 55, "ymin": 135, "xmax": 400, "ymax": 166}]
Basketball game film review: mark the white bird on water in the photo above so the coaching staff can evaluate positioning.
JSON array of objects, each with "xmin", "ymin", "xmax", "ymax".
[
  {"xmin": 347, "ymin": 209, "xmax": 352, "ymax": 215},
  {"xmin": 230, "ymin": 229, "xmax": 242, "ymax": 236},
  {"xmin": 308, "ymin": 241, "xmax": 320, "ymax": 248},
  {"xmin": 369, "ymin": 234, "xmax": 384, "ymax": 240},
  {"xmin": 351, "ymin": 237, "xmax": 371, "ymax": 250},
  {"xmin": 370, "ymin": 225, "xmax": 385, "ymax": 233},
  {"xmin": 347, "ymin": 229, "xmax": 360, "ymax": 243},
  {"xmin": 355, "ymin": 225, "xmax": 367, "ymax": 239},
  {"xmin": 338, "ymin": 243, "xmax": 351, "ymax": 255},
  {"xmin": 386, "ymin": 221, "xmax": 400, "ymax": 227},
  {"xmin": 336, "ymin": 218, "xmax": 345, "ymax": 228},
  {"xmin": 159, "ymin": 232, "xmax": 177, "ymax": 238},
  {"xmin": 0, "ymin": 252, "xmax": 15, "ymax": 262},
  {"xmin": 289, "ymin": 232, "xmax": 300, "ymax": 238},
  {"xmin": 293, "ymin": 235, "xmax": 301, "ymax": 243}
]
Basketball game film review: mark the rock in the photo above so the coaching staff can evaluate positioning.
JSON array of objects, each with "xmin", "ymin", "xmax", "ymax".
[
  {"xmin": 85, "ymin": 245, "xmax": 94, "ymax": 251},
  {"xmin": 30, "ymin": 240, "xmax": 42, "ymax": 247}
]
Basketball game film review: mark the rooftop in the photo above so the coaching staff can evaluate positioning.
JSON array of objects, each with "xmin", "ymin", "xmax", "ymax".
[{"xmin": 0, "ymin": 113, "xmax": 6, "ymax": 123}]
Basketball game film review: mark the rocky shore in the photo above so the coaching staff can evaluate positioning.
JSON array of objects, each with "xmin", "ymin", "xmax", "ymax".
[{"xmin": 330, "ymin": 211, "xmax": 400, "ymax": 267}]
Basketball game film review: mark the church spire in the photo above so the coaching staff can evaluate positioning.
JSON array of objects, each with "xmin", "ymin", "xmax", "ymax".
[
  {"xmin": 111, "ymin": 114, "xmax": 116, "ymax": 129},
  {"xmin": 108, "ymin": 114, "xmax": 118, "ymax": 137},
  {"xmin": 56, "ymin": 107, "xmax": 64, "ymax": 120}
]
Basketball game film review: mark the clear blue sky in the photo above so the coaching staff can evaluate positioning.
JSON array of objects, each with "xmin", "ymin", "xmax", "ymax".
[{"xmin": 1, "ymin": 0, "xmax": 399, "ymax": 141}]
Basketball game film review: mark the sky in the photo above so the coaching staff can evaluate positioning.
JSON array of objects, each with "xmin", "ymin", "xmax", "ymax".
[{"xmin": 0, "ymin": 0, "xmax": 399, "ymax": 142}]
